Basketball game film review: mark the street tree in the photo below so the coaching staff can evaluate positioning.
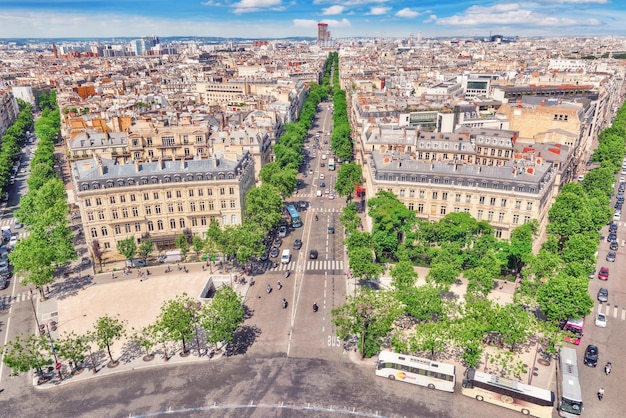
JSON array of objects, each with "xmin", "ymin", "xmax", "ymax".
[
  {"xmin": 492, "ymin": 304, "xmax": 536, "ymax": 350},
  {"xmin": 335, "ymin": 162, "xmax": 362, "ymax": 202},
  {"xmin": 332, "ymin": 288, "xmax": 404, "ymax": 358},
  {"xmin": 9, "ymin": 233, "xmax": 56, "ymax": 298},
  {"xmin": 201, "ymin": 286, "xmax": 245, "ymax": 351},
  {"xmin": 245, "ymin": 183, "xmax": 283, "ymax": 231},
  {"xmin": 503, "ymin": 220, "xmax": 538, "ymax": 273},
  {"xmin": 91, "ymin": 314, "xmax": 127, "ymax": 365},
  {"xmin": 390, "ymin": 260, "xmax": 417, "ymax": 290},
  {"xmin": 156, "ymin": 293, "xmax": 197, "ymax": 355},
  {"xmin": 91, "ymin": 239, "xmax": 104, "ymax": 271},
  {"xmin": 137, "ymin": 238, "xmax": 154, "ymax": 264},
  {"xmin": 130, "ymin": 324, "xmax": 159, "ymax": 360},
  {"xmin": 175, "ymin": 234, "xmax": 190, "ymax": 261},
  {"xmin": 348, "ymin": 246, "xmax": 384, "ymax": 280},
  {"xmin": 537, "ymin": 273, "xmax": 594, "ymax": 322},
  {"xmin": 117, "ymin": 237, "xmax": 136, "ymax": 261},
  {"xmin": 192, "ymin": 235, "xmax": 205, "ymax": 259},
  {"xmin": 339, "ymin": 202, "xmax": 361, "ymax": 233},
  {"xmin": 397, "ymin": 284, "xmax": 446, "ymax": 322},
  {"xmin": 1, "ymin": 333, "xmax": 51, "ymax": 379},
  {"xmin": 56, "ymin": 331, "xmax": 88, "ymax": 373},
  {"xmin": 405, "ymin": 320, "xmax": 451, "ymax": 360}
]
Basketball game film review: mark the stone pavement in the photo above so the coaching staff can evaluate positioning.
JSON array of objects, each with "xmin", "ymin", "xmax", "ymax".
[{"xmin": 32, "ymin": 262, "xmax": 251, "ymax": 390}]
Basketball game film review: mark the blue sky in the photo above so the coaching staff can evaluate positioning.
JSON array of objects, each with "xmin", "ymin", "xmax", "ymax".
[{"xmin": 0, "ymin": 0, "xmax": 624, "ymax": 39}]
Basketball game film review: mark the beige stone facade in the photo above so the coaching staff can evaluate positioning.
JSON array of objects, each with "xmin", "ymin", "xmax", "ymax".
[{"xmin": 72, "ymin": 151, "xmax": 255, "ymax": 252}]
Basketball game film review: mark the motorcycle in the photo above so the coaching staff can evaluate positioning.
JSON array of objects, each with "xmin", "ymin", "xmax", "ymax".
[
  {"xmin": 277, "ymin": 281, "xmax": 283, "ymax": 290},
  {"xmin": 313, "ymin": 302, "xmax": 318, "ymax": 312},
  {"xmin": 598, "ymin": 388, "xmax": 604, "ymax": 401},
  {"xmin": 315, "ymin": 214, "xmax": 319, "ymax": 221},
  {"xmin": 266, "ymin": 284, "xmax": 272, "ymax": 294},
  {"xmin": 285, "ymin": 270, "xmax": 290, "ymax": 278},
  {"xmin": 282, "ymin": 298, "xmax": 288, "ymax": 309},
  {"xmin": 605, "ymin": 362, "xmax": 612, "ymax": 375}
]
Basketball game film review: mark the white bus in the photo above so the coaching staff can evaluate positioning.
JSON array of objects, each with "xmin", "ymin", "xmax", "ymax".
[
  {"xmin": 558, "ymin": 347, "xmax": 583, "ymax": 417},
  {"xmin": 461, "ymin": 368, "xmax": 554, "ymax": 418},
  {"xmin": 375, "ymin": 351, "xmax": 456, "ymax": 392}
]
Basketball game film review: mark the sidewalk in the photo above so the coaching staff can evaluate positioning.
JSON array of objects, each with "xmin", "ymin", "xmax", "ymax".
[{"xmin": 32, "ymin": 262, "xmax": 250, "ymax": 390}]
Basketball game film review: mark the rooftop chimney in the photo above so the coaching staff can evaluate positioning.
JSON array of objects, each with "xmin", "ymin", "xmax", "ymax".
[{"xmin": 134, "ymin": 160, "xmax": 140, "ymax": 173}]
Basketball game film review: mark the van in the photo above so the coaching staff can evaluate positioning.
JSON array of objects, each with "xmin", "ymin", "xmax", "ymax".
[{"xmin": 280, "ymin": 249, "xmax": 291, "ymax": 264}]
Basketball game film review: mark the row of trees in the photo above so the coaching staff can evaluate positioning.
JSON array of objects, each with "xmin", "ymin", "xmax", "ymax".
[
  {"xmin": 10, "ymin": 91, "xmax": 76, "ymax": 298},
  {"xmin": 2, "ymin": 286, "xmax": 244, "ymax": 380},
  {"xmin": 0, "ymin": 99, "xmax": 33, "ymax": 193}
]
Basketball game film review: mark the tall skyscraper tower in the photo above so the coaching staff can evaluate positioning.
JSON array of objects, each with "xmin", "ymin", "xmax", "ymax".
[
  {"xmin": 52, "ymin": 43, "xmax": 58, "ymax": 59},
  {"xmin": 317, "ymin": 23, "xmax": 331, "ymax": 47}
]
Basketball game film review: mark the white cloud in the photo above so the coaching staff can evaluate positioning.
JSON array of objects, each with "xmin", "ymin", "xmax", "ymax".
[
  {"xmin": 436, "ymin": 4, "xmax": 601, "ymax": 27},
  {"xmin": 322, "ymin": 5, "xmax": 346, "ymax": 15},
  {"xmin": 232, "ymin": 0, "xmax": 283, "ymax": 14},
  {"xmin": 395, "ymin": 8, "xmax": 419, "ymax": 19},
  {"xmin": 367, "ymin": 7, "xmax": 390, "ymax": 15}
]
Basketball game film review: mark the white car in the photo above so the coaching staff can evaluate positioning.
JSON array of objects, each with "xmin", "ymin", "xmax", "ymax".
[
  {"xmin": 328, "ymin": 193, "xmax": 335, "ymax": 200},
  {"xmin": 316, "ymin": 190, "xmax": 322, "ymax": 197},
  {"xmin": 613, "ymin": 212, "xmax": 621, "ymax": 222},
  {"xmin": 620, "ymin": 177, "xmax": 625, "ymax": 183},
  {"xmin": 595, "ymin": 312, "xmax": 607, "ymax": 327},
  {"xmin": 320, "ymin": 173, "xmax": 324, "ymax": 180},
  {"xmin": 8, "ymin": 235, "xmax": 17, "ymax": 248}
]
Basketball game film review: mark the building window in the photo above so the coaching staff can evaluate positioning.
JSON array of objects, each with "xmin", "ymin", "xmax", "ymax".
[
  {"xmin": 148, "ymin": 221, "xmax": 154, "ymax": 231},
  {"xmin": 132, "ymin": 207, "xmax": 139, "ymax": 217},
  {"xmin": 125, "ymin": 224, "xmax": 131, "ymax": 233},
  {"xmin": 490, "ymin": 197, "xmax": 496, "ymax": 206},
  {"xmin": 130, "ymin": 194, "xmax": 136, "ymax": 202},
  {"xmin": 479, "ymin": 196, "xmax": 485, "ymax": 204},
  {"xmin": 87, "ymin": 212, "xmax": 94, "ymax": 221},
  {"xmin": 440, "ymin": 206, "xmax": 447, "ymax": 215},
  {"xmin": 198, "ymin": 189, "xmax": 204, "ymax": 197},
  {"xmin": 442, "ymin": 192, "xmax": 448, "ymax": 201},
  {"xmin": 432, "ymin": 192, "xmax": 438, "ymax": 199},
  {"xmin": 220, "ymin": 187, "xmax": 225, "ymax": 195},
  {"xmin": 201, "ymin": 201, "xmax": 208, "ymax": 211},
  {"xmin": 399, "ymin": 189, "xmax": 405, "ymax": 197},
  {"xmin": 85, "ymin": 199, "xmax": 92, "ymax": 207},
  {"xmin": 477, "ymin": 210, "xmax": 483, "ymax": 220},
  {"xmin": 162, "ymin": 136, "xmax": 175, "ymax": 146},
  {"xmin": 455, "ymin": 193, "xmax": 461, "ymax": 202},
  {"xmin": 498, "ymin": 212, "xmax": 505, "ymax": 223},
  {"xmin": 409, "ymin": 190, "xmax": 415, "ymax": 198},
  {"xmin": 454, "ymin": 207, "xmax": 460, "ymax": 213},
  {"xmin": 110, "ymin": 196, "xmax": 116, "ymax": 204},
  {"xmin": 155, "ymin": 205, "xmax": 161, "ymax": 214},
  {"xmin": 465, "ymin": 194, "xmax": 471, "ymax": 203},
  {"xmin": 90, "ymin": 228, "xmax": 98, "ymax": 238},
  {"xmin": 157, "ymin": 220, "xmax": 164, "ymax": 230},
  {"xmin": 526, "ymin": 202, "xmax": 533, "ymax": 211},
  {"xmin": 169, "ymin": 219, "xmax": 176, "ymax": 229},
  {"xmin": 495, "ymin": 230, "xmax": 503, "ymax": 238},
  {"xmin": 208, "ymin": 188, "xmax": 213, "ymax": 196},
  {"xmin": 166, "ymin": 191, "xmax": 172, "ymax": 199},
  {"xmin": 114, "ymin": 225, "xmax": 121, "ymax": 234},
  {"xmin": 524, "ymin": 216, "xmax": 531, "ymax": 224},
  {"xmin": 515, "ymin": 200, "xmax": 521, "ymax": 209},
  {"xmin": 145, "ymin": 206, "xmax": 152, "ymax": 215},
  {"xmin": 231, "ymin": 215, "xmax": 236, "ymax": 224},
  {"xmin": 229, "ymin": 187, "xmax": 235, "ymax": 195},
  {"xmin": 408, "ymin": 203, "xmax": 414, "ymax": 211},
  {"xmin": 417, "ymin": 203, "xmax": 424, "ymax": 213},
  {"xmin": 230, "ymin": 200, "xmax": 236, "ymax": 209},
  {"xmin": 179, "ymin": 218, "xmax": 185, "ymax": 228},
  {"xmin": 190, "ymin": 202, "xmax": 196, "ymax": 212},
  {"xmin": 222, "ymin": 215, "xmax": 228, "ymax": 225},
  {"xmin": 501, "ymin": 199, "xmax": 507, "ymax": 207},
  {"xmin": 201, "ymin": 216, "xmax": 207, "ymax": 226},
  {"xmin": 176, "ymin": 190, "xmax": 182, "ymax": 198},
  {"xmin": 101, "ymin": 226, "xmax": 108, "ymax": 236},
  {"xmin": 419, "ymin": 191, "xmax": 425, "ymax": 199},
  {"xmin": 153, "ymin": 192, "xmax": 159, "ymax": 199},
  {"xmin": 189, "ymin": 189, "xmax": 194, "ymax": 198},
  {"xmin": 112, "ymin": 209, "xmax": 119, "ymax": 219},
  {"xmin": 135, "ymin": 223, "xmax": 141, "ymax": 232},
  {"xmin": 143, "ymin": 193, "xmax": 149, "ymax": 201},
  {"xmin": 122, "ymin": 208, "xmax": 129, "ymax": 218},
  {"xmin": 221, "ymin": 200, "xmax": 227, "ymax": 209},
  {"xmin": 95, "ymin": 198, "xmax": 102, "ymax": 205},
  {"xmin": 119, "ymin": 195, "xmax": 126, "ymax": 203},
  {"xmin": 513, "ymin": 214, "xmax": 519, "ymax": 224},
  {"xmin": 98, "ymin": 211, "xmax": 105, "ymax": 220},
  {"xmin": 177, "ymin": 203, "xmax": 183, "ymax": 212},
  {"xmin": 191, "ymin": 217, "xmax": 198, "ymax": 227}
]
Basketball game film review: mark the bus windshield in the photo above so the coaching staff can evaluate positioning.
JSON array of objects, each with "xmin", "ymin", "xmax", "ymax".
[
  {"xmin": 328, "ymin": 158, "xmax": 335, "ymax": 170},
  {"xmin": 375, "ymin": 351, "xmax": 455, "ymax": 393},
  {"xmin": 286, "ymin": 204, "xmax": 302, "ymax": 228},
  {"xmin": 563, "ymin": 318, "xmax": 584, "ymax": 345}
]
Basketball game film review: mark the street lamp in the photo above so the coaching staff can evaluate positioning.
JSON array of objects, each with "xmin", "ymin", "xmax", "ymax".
[
  {"xmin": 86, "ymin": 345, "xmax": 97, "ymax": 374},
  {"xmin": 40, "ymin": 320, "xmax": 62, "ymax": 381}
]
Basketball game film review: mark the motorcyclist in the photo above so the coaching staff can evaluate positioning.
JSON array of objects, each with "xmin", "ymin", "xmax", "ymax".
[
  {"xmin": 598, "ymin": 387, "xmax": 604, "ymax": 400},
  {"xmin": 285, "ymin": 270, "xmax": 290, "ymax": 278},
  {"xmin": 282, "ymin": 298, "xmax": 288, "ymax": 309},
  {"xmin": 605, "ymin": 362, "xmax": 612, "ymax": 375},
  {"xmin": 313, "ymin": 302, "xmax": 318, "ymax": 312},
  {"xmin": 266, "ymin": 284, "xmax": 272, "ymax": 294},
  {"xmin": 277, "ymin": 281, "xmax": 283, "ymax": 290}
]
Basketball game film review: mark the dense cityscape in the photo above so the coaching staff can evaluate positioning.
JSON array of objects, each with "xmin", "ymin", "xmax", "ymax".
[{"xmin": 0, "ymin": 26, "xmax": 625, "ymax": 417}]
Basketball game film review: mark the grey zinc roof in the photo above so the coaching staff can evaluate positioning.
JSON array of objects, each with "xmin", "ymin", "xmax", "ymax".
[{"xmin": 74, "ymin": 155, "xmax": 239, "ymax": 181}]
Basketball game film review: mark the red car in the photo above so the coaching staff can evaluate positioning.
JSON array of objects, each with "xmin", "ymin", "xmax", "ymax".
[{"xmin": 598, "ymin": 267, "xmax": 609, "ymax": 280}]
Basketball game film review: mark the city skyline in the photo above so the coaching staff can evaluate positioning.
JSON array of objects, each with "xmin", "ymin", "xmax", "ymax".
[{"xmin": 0, "ymin": 0, "xmax": 625, "ymax": 40}]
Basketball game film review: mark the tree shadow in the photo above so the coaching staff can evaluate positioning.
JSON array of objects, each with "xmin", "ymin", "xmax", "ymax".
[
  {"xmin": 242, "ymin": 304, "xmax": 254, "ymax": 320},
  {"xmin": 52, "ymin": 274, "xmax": 94, "ymax": 301},
  {"xmin": 225, "ymin": 324, "xmax": 261, "ymax": 357}
]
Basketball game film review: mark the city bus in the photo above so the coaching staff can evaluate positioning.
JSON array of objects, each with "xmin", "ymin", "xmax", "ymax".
[
  {"xmin": 558, "ymin": 347, "xmax": 583, "ymax": 418},
  {"xmin": 286, "ymin": 204, "xmax": 302, "ymax": 228},
  {"xmin": 563, "ymin": 318, "xmax": 584, "ymax": 345},
  {"xmin": 328, "ymin": 158, "xmax": 335, "ymax": 170},
  {"xmin": 461, "ymin": 368, "xmax": 555, "ymax": 418},
  {"xmin": 375, "ymin": 351, "xmax": 456, "ymax": 392}
]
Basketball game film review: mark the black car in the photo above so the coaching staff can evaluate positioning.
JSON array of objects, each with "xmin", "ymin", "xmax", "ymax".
[
  {"xmin": 610, "ymin": 240, "xmax": 619, "ymax": 251},
  {"xmin": 607, "ymin": 232, "xmax": 617, "ymax": 242},
  {"xmin": 293, "ymin": 239, "xmax": 302, "ymax": 250},
  {"xmin": 269, "ymin": 247, "xmax": 279, "ymax": 258},
  {"xmin": 609, "ymin": 222, "xmax": 618, "ymax": 233},
  {"xmin": 584, "ymin": 344, "xmax": 599, "ymax": 367},
  {"xmin": 309, "ymin": 249, "xmax": 318, "ymax": 259},
  {"xmin": 272, "ymin": 237, "xmax": 282, "ymax": 248}
]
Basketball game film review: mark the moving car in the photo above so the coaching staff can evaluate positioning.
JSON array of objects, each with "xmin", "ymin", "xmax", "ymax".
[
  {"xmin": 328, "ymin": 226, "xmax": 335, "ymax": 234},
  {"xmin": 598, "ymin": 266, "xmax": 609, "ymax": 280},
  {"xmin": 293, "ymin": 239, "xmax": 302, "ymax": 250},
  {"xmin": 583, "ymin": 344, "xmax": 598, "ymax": 367},
  {"xmin": 309, "ymin": 249, "xmax": 318, "ymax": 259},
  {"xmin": 595, "ymin": 312, "xmax": 607, "ymax": 328},
  {"xmin": 597, "ymin": 287, "xmax": 609, "ymax": 302}
]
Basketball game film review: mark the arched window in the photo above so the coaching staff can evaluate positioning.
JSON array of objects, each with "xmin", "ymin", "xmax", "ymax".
[
  {"xmin": 101, "ymin": 226, "xmax": 108, "ymax": 236},
  {"xmin": 82, "ymin": 183, "xmax": 90, "ymax": 190},
  {"xmin": 147, "ymin": 221, "xmax": 154, "ymax": 231},
  {"xmin": 90, "ymin": 228, "xmax": 98, "ymax": 238},
  {"xmin": 179, "ymin": 218, "xmax": 186, "ymax": 228}
]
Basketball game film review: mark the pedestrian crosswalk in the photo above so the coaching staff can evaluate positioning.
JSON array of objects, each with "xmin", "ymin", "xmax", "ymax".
[
  {"xmin": 0, "ymin": 292, "xmax": 30, "ymax": 307},
  {"xmin": 594, "ymin": 303, "xmax": 626, "ymax": 321},
  {"xmin": 0, "ymin": 218, "xmax": 30, "ymax": 239},
  {"xmin": 262, "ymin": 259, "xmax": 344, "ymax": 272}
]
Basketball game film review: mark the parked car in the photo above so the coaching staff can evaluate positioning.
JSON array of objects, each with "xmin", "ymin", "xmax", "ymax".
[
  {"xmin": 309, "ymin": 249, "xmax": 318, "ymax": 259},
  {"xmin": 609, "ymin": 222, "xmax": 618, "ymax": 233},
  {"xmin": 606, "ymin": 251, "xmax": 616, "ymax": 262},
  {"xmin": 610, "ymin": 241, "xmax": 619, "ymax": 251},
  {"xmin": 278, "ymin": 225, "xmax": 287, "ymax": 238},
  {"xmin": 598, "ymin": 287, "xmax": 609, "ymax": 302},
  {"xmin": 272, "ymin": 237, "xmax": 283, "ymax": 248},
  {"xmin": 125, "ymin": 258, "xmax": 146, "ymax": 268},
  {"xmin": 293, "ymin": 239, "xmax": 302, "ymax": 250},
  {"xmin": 320, "ymin": 181, "xmax": 326, "ymax": 187},
  {"xmin": 595, "ymin": 312, "xmax": 607, "ymax": 328},
  {"xmin": 598, "ymin": 266, "xmax": 609, "ymax": 280},
  {"xmin": 613, "ymin": 212, "xmax": 621, "ymax": 221},
  {"xmin": 607, "ymin": 232, "xmax": 617, "ymax": 242},
  {"xmin": 584, "ymin": 344, "xmax": 598, "ymax": 367},
  {"xmin": 269, "ymin": 247, "xmax": 279, "ymax": 258}
]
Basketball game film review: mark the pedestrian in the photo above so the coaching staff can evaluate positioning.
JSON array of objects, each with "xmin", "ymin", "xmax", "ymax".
[
  {"xmin": 45, "ymin": 285, "xmax": 50, "ymax": 294},
  {"xmin": 111, "ymin": 272, "xmax": 115, "ymax": 279}
]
